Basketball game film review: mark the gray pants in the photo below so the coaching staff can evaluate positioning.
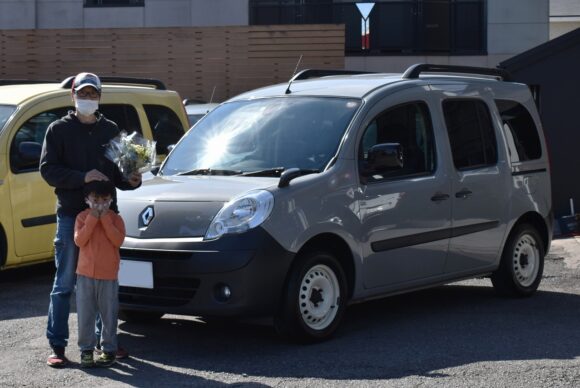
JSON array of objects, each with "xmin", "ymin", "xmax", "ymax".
[{"xmin": 76, "ymin": 275, "xmax": 118, "ymax": 353}]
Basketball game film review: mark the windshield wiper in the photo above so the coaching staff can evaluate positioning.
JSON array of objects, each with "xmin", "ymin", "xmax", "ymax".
[
  {"xmin": 242, "ymin": 167, "xmax": 320, "ymax": 178},
  {"xmin": 178, "ymin": 168, "xmax": 242, "ymax": 176},
  {"xmin": 241, "ymin": 167, "xmax": 286, "ymax": 177}
]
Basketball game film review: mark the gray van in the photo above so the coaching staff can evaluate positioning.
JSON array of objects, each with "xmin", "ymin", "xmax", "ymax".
[{"xmin": 117, "ymin": 64, "xmax": 552, "ymax": 342}]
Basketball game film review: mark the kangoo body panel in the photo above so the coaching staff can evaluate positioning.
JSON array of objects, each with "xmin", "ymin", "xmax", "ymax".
[{"xmin": 116, "ymin": 64, "xmax": 552, "ymax": 341}]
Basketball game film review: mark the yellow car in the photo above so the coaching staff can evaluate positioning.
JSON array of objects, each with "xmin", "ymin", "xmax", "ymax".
[{"xmin": 0, "ymin": 76, "xmax": 189, "ymax": 270}]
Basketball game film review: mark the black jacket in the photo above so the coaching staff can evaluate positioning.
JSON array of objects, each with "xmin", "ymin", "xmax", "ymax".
[{"xmin": 40, "ymin": 112, "xmax": 137, "ymax": 217}]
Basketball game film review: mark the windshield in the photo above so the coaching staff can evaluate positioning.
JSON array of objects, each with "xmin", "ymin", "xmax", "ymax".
[
  {"xmin": 161, "ymin": 97, "xmax": 361, "ymax": 176},
  {"xmin": 0, "ymin": 105, "xmax": 17, "ymax": 132}
]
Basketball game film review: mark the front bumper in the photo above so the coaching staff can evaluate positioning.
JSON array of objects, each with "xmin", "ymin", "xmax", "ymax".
[{"xmin": 118, "ymin": 227, "xmax": 294, "ymax": 317}]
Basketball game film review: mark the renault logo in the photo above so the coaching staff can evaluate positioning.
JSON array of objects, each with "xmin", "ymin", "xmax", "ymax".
[{"xmin": 140, "ymin": 206, "xmax": 155, "ymax": 227}]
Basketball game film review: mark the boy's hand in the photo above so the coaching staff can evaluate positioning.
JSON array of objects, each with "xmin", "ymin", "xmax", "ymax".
[
  {"xmin": 90, "ymin": 207, "xmax": 100, "ymax": 218},
  {"xmin": 100, "ymin": 201, "xmax": 111, "ymax": 217}
]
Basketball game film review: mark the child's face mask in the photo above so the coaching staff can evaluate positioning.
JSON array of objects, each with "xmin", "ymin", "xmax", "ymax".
[{"xmin": 86, "ymin": 197, "xmax": 112, "ymax": 212}]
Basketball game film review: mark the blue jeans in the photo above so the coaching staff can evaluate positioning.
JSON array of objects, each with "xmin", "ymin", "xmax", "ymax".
[{"xmin": 46, "ymin": 215, "xmax": 78, "ymax": 350}]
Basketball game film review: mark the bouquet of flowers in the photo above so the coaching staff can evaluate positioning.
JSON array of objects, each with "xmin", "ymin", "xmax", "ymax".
[{"xmin": 105, "ymin": 131, "xmax": 157, "ymax": 179}]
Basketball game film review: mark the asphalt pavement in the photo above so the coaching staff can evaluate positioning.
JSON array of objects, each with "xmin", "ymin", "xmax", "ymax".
[{"xmin": 0, "ymin": 236, "xmax": 579, "ymax": 387}]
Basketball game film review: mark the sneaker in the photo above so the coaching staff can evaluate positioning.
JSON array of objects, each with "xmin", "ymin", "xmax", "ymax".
[
  {"xmin": 46, "ymin": 347, "xmax": 69, "ymax": 368},
  {"xmin": 115, "ymin": 346, "xmax": 129, "ymax": 360},
  {"xmin": 80, "ymin": 350, "xmax": 95, "ymax": 368},
  {"xmin": 95, "ymin": 352, "xmax": 116, "ymax": 367},
  {"xmin": 95, "ymin": 344, "xmax": 129, "ymax": 360}
]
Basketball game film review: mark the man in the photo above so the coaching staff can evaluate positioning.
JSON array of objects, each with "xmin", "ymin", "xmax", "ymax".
[{"xmin": 40, "ymin": 72, "xmax": 141, "ymax": 368}]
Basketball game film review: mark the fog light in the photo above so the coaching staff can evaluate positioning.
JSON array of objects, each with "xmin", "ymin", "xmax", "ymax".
[{"xmin": 215, "ymin": 284, "xmax": 232, "ymax": 302}]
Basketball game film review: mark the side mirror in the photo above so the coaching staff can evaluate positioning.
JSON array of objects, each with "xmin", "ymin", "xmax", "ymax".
[
  {"xmin": 18, "ymin": 141, "xmax": 42, "ymax": 165},
  {"xmin": 167, "ymin": 144, "xmax": 175, "ymax": 153},
  {"xmin": 366, "ymin": 143, "xmax": 403, "ymax": 173}
]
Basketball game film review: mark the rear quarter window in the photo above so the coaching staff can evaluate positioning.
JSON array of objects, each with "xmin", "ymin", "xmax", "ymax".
[{"xmin": 495, "ymin": 99, "xmax": 542, "ymax": 162}]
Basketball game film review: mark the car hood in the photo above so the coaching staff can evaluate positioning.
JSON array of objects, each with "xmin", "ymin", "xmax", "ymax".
[{"xmin": 117, "ymin": 175, "xmax": 276, "ymax": 239}]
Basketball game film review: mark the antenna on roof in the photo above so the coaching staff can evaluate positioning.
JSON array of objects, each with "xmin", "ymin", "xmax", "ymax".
[
  {"xmin": 209, "ymin": 85, "xmax": 216, "ymax": 104},
  {"xmin": 285, "ymin": 54, "xmax": 303, "ymax": 95}
]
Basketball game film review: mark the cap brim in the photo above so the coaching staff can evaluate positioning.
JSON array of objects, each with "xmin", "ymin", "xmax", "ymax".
[{"xmin": 74, "ymin": 82, "xmax": 101, "ymax": 92}]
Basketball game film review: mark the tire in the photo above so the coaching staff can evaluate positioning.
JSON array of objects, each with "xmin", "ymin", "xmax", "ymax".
[
  {"xmin": 274, "ymin": 251, "xmax": 347, "ymax": 343},
  {"xmin": 491, "ymin": 223, "xmax": 544, "ymax": 297},
  {"xmin": 118, "ymin": 309, "xmax": 164, "ymax": 323}
]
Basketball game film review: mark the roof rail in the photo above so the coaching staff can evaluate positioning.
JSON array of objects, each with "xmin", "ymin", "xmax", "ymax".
[
  {"xmin": 59, "ymin": 76, "xmax": 167, "ymax": 90},
  {"xmin": 402, "ymin": 63, "xmax": 513, "ymax": 82},
  {"xmin": 290, "ymin": 69, "xmax": 371, "ymax": 82},
  {"xmin": 0, "ymin": 80, "xmax": 54, "ymax": 86},
  {"xmin": 285, "ymin": 68, "xmax": 372, "ymax": 94}
]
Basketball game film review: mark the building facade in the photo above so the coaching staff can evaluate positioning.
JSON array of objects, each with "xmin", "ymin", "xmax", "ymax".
[
  {"xmin": 0, "ymin": 0, "xmax": 549, "ymax": 71},
  {"xmin": 550, "ymin": 0, "xmax": 580, "ymax": 39}
]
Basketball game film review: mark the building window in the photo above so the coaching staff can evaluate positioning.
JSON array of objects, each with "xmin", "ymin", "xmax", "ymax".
[
  {"xmin": 249, "ymin": 0, "xmax": 486, "ymax": 55},
  {"xmin": 84, "ymin": 0, "xmax": 144, "ymax": 7}
]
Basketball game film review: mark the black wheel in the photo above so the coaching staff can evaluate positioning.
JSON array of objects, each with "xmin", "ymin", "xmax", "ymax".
[
  {"xmin": 491, "ymin": 223, "xmax": 544, "ymax": 297},
  {"xmin": 118, "ymin": 309, "xmax": 164, "ymax": 323},
  {"xmin": 274, "ymin": 251, "xmax": 347, "ymax": 343}
]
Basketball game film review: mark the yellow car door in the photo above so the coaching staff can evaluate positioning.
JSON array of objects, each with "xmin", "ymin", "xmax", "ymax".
[{"xmin": 6, "ymin": 96, "xmax": 71, "ymax": 264}]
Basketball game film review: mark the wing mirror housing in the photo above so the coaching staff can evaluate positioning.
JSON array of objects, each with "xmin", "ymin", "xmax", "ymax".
[{"xmin": 366, "ymin": 143, "xmax": 403, "ymax": 172}]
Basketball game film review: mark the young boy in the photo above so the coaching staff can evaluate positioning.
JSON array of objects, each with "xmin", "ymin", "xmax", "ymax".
[{"xmin": 74, "ymin": 180, "xmax": 126, "ymax": 368}]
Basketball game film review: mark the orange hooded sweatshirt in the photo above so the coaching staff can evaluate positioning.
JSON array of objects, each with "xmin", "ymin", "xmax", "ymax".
[{"xmin": 74, "ymin": 209, "xmax": 126, "ymax": 280}]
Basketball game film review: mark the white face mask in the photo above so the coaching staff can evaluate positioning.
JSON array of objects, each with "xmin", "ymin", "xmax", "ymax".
[
  {"xmin": 75, "ymin": 98, "xmax": 99, "ymax": 116},
  {"xmin": 85, "ymin": 198, "xmax": 112, "ymax": 212}
]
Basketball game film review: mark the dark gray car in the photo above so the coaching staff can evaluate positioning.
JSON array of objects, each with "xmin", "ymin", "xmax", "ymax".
[{"xmin": 117, "ymin": 64, "xmax": 552, "ymax": 342}]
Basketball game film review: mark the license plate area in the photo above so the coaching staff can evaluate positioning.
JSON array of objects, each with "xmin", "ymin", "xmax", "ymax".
[{"xmin": 119, "ymin": 260, "xmax": 154, "ymax": 289}]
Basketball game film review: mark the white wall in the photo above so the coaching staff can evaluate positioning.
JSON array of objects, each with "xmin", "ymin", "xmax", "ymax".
[
  {"xmin": 487, "ymin": 0, "xmax": 549, "ymax": 54},
  {"xmin": 0, "ymin": 0, "xmax": 249, "ymax": 29},
  {"xmin": 550, "ymin": 20, "xmax": 580, "ymax": 39},
  {"xmin": 0, "ymin": 0, "xmax": 35, "ymax": 29}
]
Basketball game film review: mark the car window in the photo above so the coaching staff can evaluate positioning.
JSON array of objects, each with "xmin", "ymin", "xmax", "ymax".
[
  {"xmin": 10, "ymin": 108, "xmax": 70, "ymax": 173},
  {"xmin": 143, "ymin": 105, "xmax": 185, "ymax": 155},
  {"xmin": 495, "ymin": 99, "xmax": 542, "ymax": 162},
  {"xmin": 443, "ymin": 99, "xmax": 497, "ymax": 170},
  {"xmin": 358, "ymin": 101, "xmax": 436, "ymax": 182},
  {"xmin": 99, "ymin": 104, "xmax": 142, "ymax": 136},
  {"xmin": 187, "ymin": 113, "xmax": 205, "ymax": 126},
  {"xmin": 0, "ymin": 105, "xmax": 17, "ymax": 132},
  {"xmin": 161, "ymin": 97, "xmax": 361, "ymax": 176}
]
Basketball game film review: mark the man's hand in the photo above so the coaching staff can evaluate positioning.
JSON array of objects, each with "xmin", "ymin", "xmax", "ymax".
[
  {"xmin": 85, "ymin": 169, "xmax": 109, "ymax": 183},
  {"xmin": 128, "ymin": 171, "xmax": 142, "ymax": 188}
]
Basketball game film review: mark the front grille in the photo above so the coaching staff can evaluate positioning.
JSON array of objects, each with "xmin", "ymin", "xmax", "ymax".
[{"xmin": 120, "ymin": 276, "xmax": 200, "ymax": 307}]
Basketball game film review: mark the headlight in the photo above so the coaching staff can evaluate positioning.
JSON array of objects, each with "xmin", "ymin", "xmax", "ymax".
[{"xmin": 204, "ymin": 190, "xmax": 274, "ymax": 240}]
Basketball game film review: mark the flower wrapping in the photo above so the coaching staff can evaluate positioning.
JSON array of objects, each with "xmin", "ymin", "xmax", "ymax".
[{"xmin": 105, "ymin": 131, "xmax": 157, "ymax": 179}]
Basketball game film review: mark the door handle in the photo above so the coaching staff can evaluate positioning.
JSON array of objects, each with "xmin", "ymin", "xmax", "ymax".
[
  {"xmin": 431, "ymin": 192, "xmax": 450, "ymax": 202},
  {"xmin": 455, "ymin": 189, "xmax": 473, "ymax": 199}
]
